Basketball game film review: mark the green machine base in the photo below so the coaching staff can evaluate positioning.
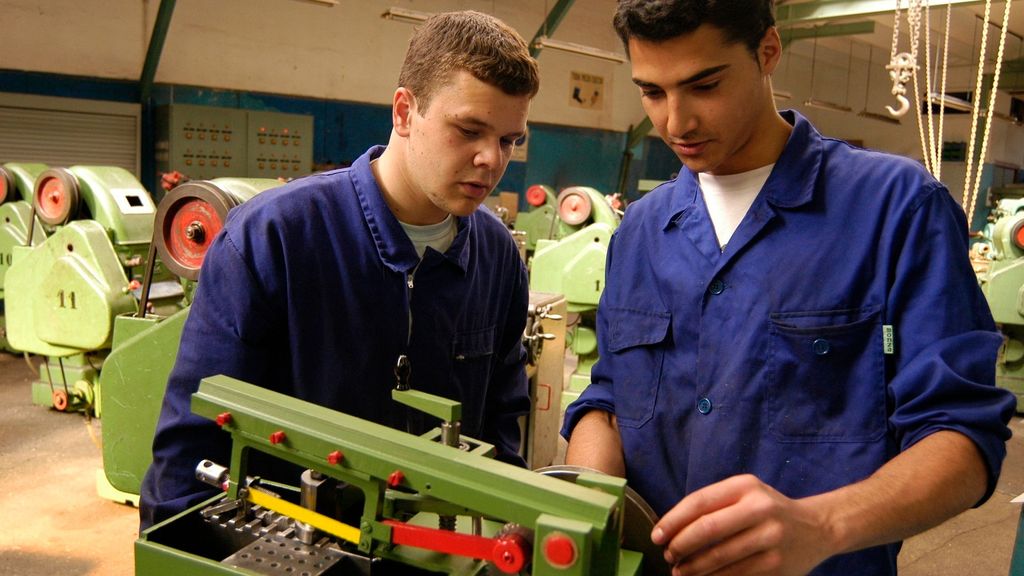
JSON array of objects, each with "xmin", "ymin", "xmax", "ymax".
[
  {"xmin": 98, "ymin": 307, "xmax": 190, "ymax": 502},
  {"xmin": 0, "ymin": 310, "xmax": 12, "ymax": 354},
  {"xmin": 96, "ymin": 469, "xmax": 140, "ymax": 507},
  {"xmin": 30, "ymin": 354, "xmax": 102, "ymax": 415}
]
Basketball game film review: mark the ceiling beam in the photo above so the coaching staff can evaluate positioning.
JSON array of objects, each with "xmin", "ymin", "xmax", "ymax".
[
  {"xmin": 779, "ymin": 20, "xmax": 876, "ymax": 47},
  {"xmin": 529, "ymin": 0, "xmax": 576, "ymax": 58},
  {"xmin": 776, "ymin": 0, "xmax": 985, "ymax": 26},
  {"xmin": 140, "ymin": 0, "xmax": 177, "ymax": 102}
]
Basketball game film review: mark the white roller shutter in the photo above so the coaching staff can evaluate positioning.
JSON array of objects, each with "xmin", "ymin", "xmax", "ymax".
[{"xmin": 0, "ymin": 92, "xmax": 140, "ymax": 176}]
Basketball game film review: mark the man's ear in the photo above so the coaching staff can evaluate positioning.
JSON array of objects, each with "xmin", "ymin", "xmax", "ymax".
[
  {"xmin": 393, "ymin": 87, "xmax": 415, "ymax": 137},
  {"xmin": 759, "ymin": 27, "xmax": 783, "ymax": 75}
]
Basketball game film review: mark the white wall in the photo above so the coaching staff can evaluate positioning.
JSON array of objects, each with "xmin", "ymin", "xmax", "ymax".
[
  {"xmin": 773, "ymin": 39, "xmax": 1024, "ymax": 182},
  {"xmin": 0, "ymin": 0, "xmax": 646, "ymax": 131},
  {"xmin": 3, "ymin": 0, "xmax": 1021, "ymax": 172}
]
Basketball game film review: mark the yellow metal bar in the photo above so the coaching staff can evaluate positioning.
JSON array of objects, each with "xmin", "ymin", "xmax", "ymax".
[{"xmin": 246, "ymin": 486, "xmax": 362, "ymax": 545}]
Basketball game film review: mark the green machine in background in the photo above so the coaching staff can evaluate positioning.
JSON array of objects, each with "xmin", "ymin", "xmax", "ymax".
[
  {"xmin": 0, "ymin": 162, "xmax": 50, "ymax": 352},
  {"xmin": 137, "ymin": 375, "xmax": 663, "ymax": 576},
  {"xmin": 513, "ymin": 185, "xmax": 621, "ymax": 254},
  {"xmin": 528, "ymin": 187, "xmax": 620, "ymax": 408},
  {"xmin": 97, "ymin": 177, "xmax": 282, "ymax": 505},
  {"xmin": 4, "ymin": 165, "xmax": 178, "ymax": 414},
  {"xmin": 974, "ymin": 195, "xmax": 1024, "ymax": 406}
]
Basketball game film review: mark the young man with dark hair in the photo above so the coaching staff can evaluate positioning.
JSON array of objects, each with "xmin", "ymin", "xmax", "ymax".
[
  {"xmin": 142, "ymin": 11, "xmax": 540, "ymax": 528},
  {"xmin": 563, "ymin": 1, "xmax": 1015, "ymax": 574}
]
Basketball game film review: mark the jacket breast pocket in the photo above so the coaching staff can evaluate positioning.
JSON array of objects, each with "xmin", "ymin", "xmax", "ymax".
[
  {"xmin": 768, "ymin": 307, "xmax": 885, "ymax": 442},
  {"xmin": 452, "ymin": 325, "xmax": 496, "ymax": 395},
  {"xmin": 604, "ymin": 307, "xmax": 671, "ymax": 429}
]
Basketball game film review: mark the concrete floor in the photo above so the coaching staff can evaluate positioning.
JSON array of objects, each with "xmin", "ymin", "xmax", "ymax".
[{"xmin": 1, "ymin": 349, "xmax": 1023, "ymax": 575}]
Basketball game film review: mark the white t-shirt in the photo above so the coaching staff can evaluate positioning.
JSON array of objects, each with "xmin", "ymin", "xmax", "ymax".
[
  {"xmin": 698, "ymin": 164, "xmax": 774, "ymax": 251},
  {"xmin": 399, "ymin": 214, "xmax": 457, "ymax": 258}
]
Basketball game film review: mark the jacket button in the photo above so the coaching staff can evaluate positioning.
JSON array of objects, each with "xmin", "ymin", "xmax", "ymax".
[
  {"xmin": 813, "ymin": 338, "xmax": 830, "ymax": 355},
  {"xmin": 708, "ymin": 279, "xmax": 725, "ymax": 295},
  {"xmin": 697, "ymin": 397, "xmax": 712, "ymax": 414}
]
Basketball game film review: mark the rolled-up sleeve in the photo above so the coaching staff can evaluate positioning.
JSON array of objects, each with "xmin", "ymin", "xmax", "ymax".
[{"xmin": 886, "ymin": 183, "xmax": 1016, "ymax": 504}]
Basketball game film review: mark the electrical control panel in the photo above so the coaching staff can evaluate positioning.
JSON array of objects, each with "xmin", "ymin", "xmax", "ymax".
[
  {"xmin": 247, "ymin": 110, "xmax": 312, "ymax": 178},
  {"xmin": 155, "ymin": 104, "xmax": 313, "ymax": 183}
]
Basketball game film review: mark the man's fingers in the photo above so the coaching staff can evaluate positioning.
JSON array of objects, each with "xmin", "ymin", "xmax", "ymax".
[
  {"xmin": 654, "ymin": 474, "xmax": 766, "ymax": 545},
  {"xmin": 661, "ymin": 492, "xmax": 773, "ymax": 564},
  {"xmin": 668, "ymin": 520, "xmax": 786, "ymax": 576},
  {"xmin": 672, "ymin": 548, "xmax": 785, "ymax": 576}
]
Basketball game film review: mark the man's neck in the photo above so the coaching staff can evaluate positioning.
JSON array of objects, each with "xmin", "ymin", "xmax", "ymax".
[{"xmin": 371, "ymin": 143, "xmax": 445, "ymax": 225}]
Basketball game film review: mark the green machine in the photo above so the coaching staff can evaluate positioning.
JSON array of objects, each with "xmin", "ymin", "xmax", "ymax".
[
  {"xmin": 528, "ymin": 187, "xmax": 620, "ymax": 408},
  {"xmin": 4, "ymin": 165, "xmax": 178, "ymax": 414},
  {"xmin": 975, "ymin": 196, "xmax": 1024, "ymax": 406},
  {"xmin": 97, "ymin": 178, "xmax": 282, "ymax": 505},
  {"xmin": 136, "ymin": 375, "xmax": 664, "ymax": 575},
  {"xmin": 0, "ymin": 162, "xmax": 50, "ymax": 352},
  {"xmin": 514, "ymin": 185, "xmax": 621, "ymax": 254}
]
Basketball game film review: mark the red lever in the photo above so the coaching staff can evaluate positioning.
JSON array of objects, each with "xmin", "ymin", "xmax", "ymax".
[
  {"xmin": 215, "ymin": 412, "xmax": 232, "ymax": 427},
  {"xmin": 383, "ymin": 520, "xmax": 528, "ymax": 574}
]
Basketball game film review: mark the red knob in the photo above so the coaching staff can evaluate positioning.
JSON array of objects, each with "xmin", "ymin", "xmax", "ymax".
[
  {"xmin": 215, "ymin": 412, "xmax": 232, "ymax": 427},
  {"xmin": 543, "ymin": 533, "xmax": 577, "ymax": 568},
  {"xmin": 269, "ymin": 430, "xmax": 287, "ymax": 444},
  {"xmin": 491, "ymin": 532, "xmax": 529, "ymax": 573},
  {"xmin": 387, "ymin": 470, "xmax": 405, "ymax": 487},
  {"xmin": 327, "ymin": 450, "xmax": 344, "ymax": 465}
]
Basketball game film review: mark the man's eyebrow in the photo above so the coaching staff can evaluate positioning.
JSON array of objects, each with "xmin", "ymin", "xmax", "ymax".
[
  {"xmin": 454, "ymin": 115, "xmax": 525, "ymax": 139},
  {"xmin": 633, "ymin": 64, "xmax": 730, "ymax": 89}
]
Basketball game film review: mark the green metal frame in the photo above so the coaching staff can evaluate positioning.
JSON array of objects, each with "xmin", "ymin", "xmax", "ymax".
[{"xmin": 137, "ymin": 375, "xmax": 644, "ymax": 575}]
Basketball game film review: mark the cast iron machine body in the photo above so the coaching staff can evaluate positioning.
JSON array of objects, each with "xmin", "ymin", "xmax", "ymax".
[
  {"xmin": 528, "ymin": 187, "xmax": 620, "ymax": 408},
  {"xmin": 514, "ymin": 185, "xmax": 620, "ymax": 255},
  {"xmin": 97, "ymin": 177, "xmax": 282, "ymax": 504},
  {"xmin": 974, "ymin": 196, "xmax": 1024, "ymax": 406},
  {"xmin": 0, "ymin": 162, "xmax": 49, "ymax": 352},
  {"xmin": 136, "ymin": 375, "xmax": 650, "ymax": 576},
  {"xmin": 4, "ymin": 165, "xmax": 175, "ymax": 414}
]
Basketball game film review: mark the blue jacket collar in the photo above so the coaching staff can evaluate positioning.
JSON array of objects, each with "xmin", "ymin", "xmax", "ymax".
[
  {"xmin": 351, "ymin": 146, "xmax": 471, "ymax": 274},
  {"xmin": 662, "ymin": 109, "xmax": 821, "ymax": 230}
]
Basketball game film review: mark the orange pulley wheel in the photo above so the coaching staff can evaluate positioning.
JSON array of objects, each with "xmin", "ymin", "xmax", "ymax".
[
  {"xmin": 0, "ymin": 166, "xmax": 13, "ymax": 204},
  {"xmin": 154, "ymin": 181, "xmax": 240, "ymax": 281},
  {"xmin": 52, "ymin": 389, "xmax": 69, "ymax": 412},
  {"xmin": 556, "ymin": 187, "xmax": 593, "ymax": 226},
  {"xmin": 525, "ymin": 185, "xmax": 549, "ymax": 207},
  {"xmin": 33, "ymin": 168, "xmax": 80, "ymax": 226}
]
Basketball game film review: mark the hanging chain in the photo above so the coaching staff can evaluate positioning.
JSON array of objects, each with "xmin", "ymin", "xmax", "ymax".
[
  {"xmin": 906, "ymin": 0, "xmax": 933, "ymax": 173},
  {"xmin": 966, "ymin": 0, "xmax": 1013, "ymax": 227},
  {"xmin": 964, "ymin": 0, "xmax": 997, "ymax": 222},
  {"xmin": 931, "ymin": 3, "xmax": 952, "ymax": 180},
  {"xmin": 887, "ymin": 0, "xmax": 920, "ymax": 117}
]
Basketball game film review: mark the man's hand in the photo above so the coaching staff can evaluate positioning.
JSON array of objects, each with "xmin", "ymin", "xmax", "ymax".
[{"xmin": 652, "ymin": 474, "xmax": 834, "ymax": 576}]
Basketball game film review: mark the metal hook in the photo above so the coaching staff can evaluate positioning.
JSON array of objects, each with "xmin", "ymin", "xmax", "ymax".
[{"xmin": 886, "ymin": 94, "xmax": 911, "ymax": 117}]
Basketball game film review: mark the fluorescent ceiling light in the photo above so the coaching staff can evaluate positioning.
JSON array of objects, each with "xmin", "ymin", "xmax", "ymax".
[
  {"xmin": 804, "ymin": 98, "xmax": 852, "ymax": 113},
  {"xmin": 293, "ymin": 0, "xmax": 338, "ymax": 6},
  {"xmin": 773, "ymin": 89, "xmax": 793, "ymax": 101},
  {"xmin": 858, "ymin": 110, "xmax": 901, "ymax": 125},
  {"xmin": 381, "ymin": 7, "xmax": 431, "ymax": 24},
  {"xmin": 533, "ymin": 36, "xmax": 628, "ymax": 64},
  {"xmin": 928, "ymin": 92, "xmax": 973, "ymax": 112}
]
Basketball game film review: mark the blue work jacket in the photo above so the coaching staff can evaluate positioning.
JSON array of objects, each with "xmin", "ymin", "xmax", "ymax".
[
  {"xmin": 563, "ymin": 111, "xmax": 1016, "ymax": 574},
  {"xmin": 141, "ymin": 146, "xmax": 530, "ymax": 528}
]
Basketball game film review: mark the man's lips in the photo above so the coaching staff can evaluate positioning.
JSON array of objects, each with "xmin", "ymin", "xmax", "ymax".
[
  {"xmin": 671, "ymin": 140, "xmax": 709, "ymax": 156},
  {"xmin": 460, "ymin": 181, "xmax": 491, "ymax": 198}
]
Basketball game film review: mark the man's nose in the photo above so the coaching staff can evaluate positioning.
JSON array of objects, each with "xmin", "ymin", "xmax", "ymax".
[{"xmin": 665, "ymin": 94, "xmax": 698, "ymax": 138}]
